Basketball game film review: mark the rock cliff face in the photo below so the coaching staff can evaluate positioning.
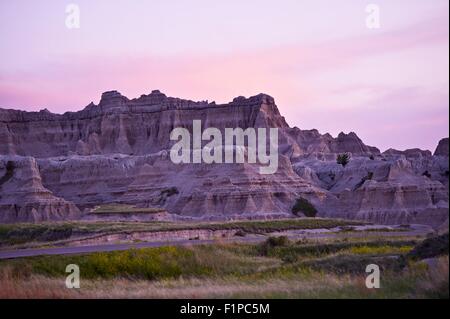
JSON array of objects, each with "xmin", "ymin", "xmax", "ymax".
[
  {"xmin": 434, "ymin": 138, "xmax": 449, "ymax": 157},
  {"xmin": 36, "ymin": 152, "xmax": 334, "ymax": 220},
  {"xmin": 0, "ymin": 91, "xmax": 289, "ymax": 158},
  {"xmin": 0, "ymin": 90, "xmax": 448, "ymax": 227},
  {"xmin": 0, "ymin": 156, "xmax": 81, "ymax": 223}
]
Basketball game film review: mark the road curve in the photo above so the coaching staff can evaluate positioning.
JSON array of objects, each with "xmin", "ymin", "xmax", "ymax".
[
  {"xmin": 0, "ymin": 237, "xmax": 265, "ymax": 260},
  {"xmin": 0, "ymin": 229, "xmax": 429, "ymax": 260}
]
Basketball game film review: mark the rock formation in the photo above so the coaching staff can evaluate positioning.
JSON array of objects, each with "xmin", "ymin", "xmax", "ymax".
[
  {"xmin": 434, "ymin": 138, "xmax": 449, "ymax": 157},
  {"xmin": 0, "ymin": 90, "xmax": 448, "ymax": 227},
  {"xmin": 0, "ymin": 156, "xmax": 80, "ymax": 223}
]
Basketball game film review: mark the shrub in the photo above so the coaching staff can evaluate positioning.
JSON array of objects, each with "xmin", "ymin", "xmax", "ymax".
[
  {"xmin": 422, "ymin": 171, "xmax": 431, "ymax": 178},
  {"xmin": 235, "ymin": 230, "xmax": 247, "ymax": 237},
  {"xmin": 407, "ymin": 233, "xmax": 449, "ymax": 261},
  {"xmin": 161, "ymin": 187, "xmax": 179, "ymax": 197},
  {"xmin": 259, "ymin": 236, "xmax": 290, "ymax": 256},
  {"xmin": 0, "ymin": 161, "xmax": 15, "ymax": 186},
  {"xmin": 353, "ymin": 171, "xmax": 374, "ymax": 190},
  {"xmin": 291, "ymin": 198, "xmax": 318, "ymax": 217},
  {"xmin": 336, "ymin": 153, "xmax": 351, "ymax": 167},
  {"xmin": 265, "ymin": 236, "xmax": 290, "ymax": 247}
]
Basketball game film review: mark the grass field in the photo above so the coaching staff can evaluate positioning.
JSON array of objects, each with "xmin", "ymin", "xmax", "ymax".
[
  {"xmin": 0, "ymin": 235, "xmax": 447, "ymax": 298},
  {"xmin": 0, "ymin": 218, "xmax": 367, "ymax": 247},
  {"xmin": 91, "ymin": 204, "xmax": 166, "ymax": 214}
]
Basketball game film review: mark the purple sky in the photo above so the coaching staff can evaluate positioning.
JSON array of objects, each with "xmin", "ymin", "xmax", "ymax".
[{"xmin": 0, "ymin": 0, "xmax": 448, "ymax": 151}]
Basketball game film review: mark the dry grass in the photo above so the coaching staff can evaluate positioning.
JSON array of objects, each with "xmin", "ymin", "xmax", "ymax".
[
  {"xmin": 0, "ymin": 266, "xmax": 362, "ymax": 299},
  {"xmin": 1, "ymin": 234, "xmax": 447, "ymax": 299},
  {"xmin": 415, "ymin": 256, "xmax": 449, "ymax": 298},
  {"xmin": 1, "ymin": 257, "xmax": 447, "ymax": 299},
  {"xmin": 0, "ymin": 267, "xmax": 77, "ymax": 299},
  {"xmin": 0, "ymin": 240, "xmax": 447, "ymax": 299}
]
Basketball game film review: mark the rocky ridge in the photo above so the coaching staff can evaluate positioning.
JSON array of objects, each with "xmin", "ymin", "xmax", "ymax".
[{"xmin": 0, "ymin": 90, "xmax": 448, "ymax": 227}]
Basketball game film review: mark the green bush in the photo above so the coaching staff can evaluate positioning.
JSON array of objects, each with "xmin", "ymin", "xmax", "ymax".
[
  {"xmin": 266, "ymin": 236, "xmax": 290, "ymax": 247},
  {"xmin": 291, "ymin": 198, "xmax": 317, "ymax": 217},
  {"xmin": 337, "ymin": 153, "xmax": 351, "ymax": 167},
  {"xmin": 407, "ymin": 233, "xmax": 449, "ymax": 260},
  {"xmin": 259, "ymin": 236, "xmax": 290, "ymax": 256}
]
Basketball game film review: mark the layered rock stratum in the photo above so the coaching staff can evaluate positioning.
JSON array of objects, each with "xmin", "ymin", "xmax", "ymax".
[{"xmin": 0, "ymin": 90, "xmax": 448, "ymax": 228}]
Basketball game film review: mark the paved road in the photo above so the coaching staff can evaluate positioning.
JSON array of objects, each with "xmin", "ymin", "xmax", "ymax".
[
  {"xmin": 0, "ymin": 228, "xmax": 430, "ymax": 260},
  {"xmin": 0, "ymin": 237, "xmax": 266, "ymax": 259}
]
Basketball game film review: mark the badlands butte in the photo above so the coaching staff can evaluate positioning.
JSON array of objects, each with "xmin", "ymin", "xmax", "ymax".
[{"xmin": 0, "ymin": 90, "xmax": 448, "ymax": 229}]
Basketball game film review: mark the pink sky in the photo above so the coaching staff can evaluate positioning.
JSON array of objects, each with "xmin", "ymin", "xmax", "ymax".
[{"xmin": 0, "ymin": 0, "xmax": 448, "ymax": 151}]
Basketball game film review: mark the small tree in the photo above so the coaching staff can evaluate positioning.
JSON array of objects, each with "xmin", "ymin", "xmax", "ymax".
[
  {"xmin": 337, "ymin": 153, "xmax": 351, "ymax": 167},
  {"xmin": 292, "ymin": 197, "xmax": 317, "ymax": 217}
]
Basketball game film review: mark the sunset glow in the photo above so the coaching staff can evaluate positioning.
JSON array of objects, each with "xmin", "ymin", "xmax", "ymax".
[{"xmin": 0, "ymin": 0, "xmax": 448, "ymax": 151}]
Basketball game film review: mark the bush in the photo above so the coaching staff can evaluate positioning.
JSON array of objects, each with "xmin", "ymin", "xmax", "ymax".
[
  {"xmin": 337, "ymin": 153, "xmax": 351, "ymax": 167},
  {"xmin": 235, "ymin": 230, "xmax": 247, "ymax": 237},
  {"xmin": 161, "ymin": 187, "xmax": 179, "ymax": 197},
  {"xmin": 265, "ymin": 236, "xmax": 290, "ymax": 247},
  {"xmin": 407, "ymin": 233, "xmax": 449, "ymax": 261},
  {"xmin": 259, "ymin": 236, "xmax": 290, "ymax": 256},
  {"xmin": 0, "ymin": 161, "xmax": 15, "ymax": 186},
  {"xmin": 353, "ymin": 171, "xmax": 374, "ymax": 190},
  {"xmin": 292, "ymin": 198, "xmax": 318, "ymax": 217},
  {"xmin": 422, "ymin": 171, "xmax": 431, "ymax": 178}
]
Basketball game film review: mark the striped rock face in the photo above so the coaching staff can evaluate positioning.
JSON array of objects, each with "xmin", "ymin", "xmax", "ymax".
[{"xmin": 0, "ymin": 90, "xmax": 448, "ymax": 228}]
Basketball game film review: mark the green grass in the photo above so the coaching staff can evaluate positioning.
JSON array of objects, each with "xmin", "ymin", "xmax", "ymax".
[
  {"xmin": 0, "ymin": 238, "xmax": 420, "ymax": 280},
  {"xmin": 0, "ymin": 223, "xmax": 74, "ymax": 246},
  {"xmin": 0, "ymin": 245, "xmax": 275, "ymax": 280},
  {"xmin": 348, "ymin": 245, "xmax": 413, "ymax": 255},
  {"xmin": 0, "ymin": 235, "xmax": 447, "ymax": 298},
  {"xmin": 91, "ymin": 204, "xmax": 165, "ymax": 214},
  {"xmin": 261, "ymin": 239, "xmax": 418, "ymax": 260}
]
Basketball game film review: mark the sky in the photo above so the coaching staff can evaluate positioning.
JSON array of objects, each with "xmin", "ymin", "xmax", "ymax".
[{"xmin": 0, "ymin": 0, "xmax": 448, "ymax": 152}]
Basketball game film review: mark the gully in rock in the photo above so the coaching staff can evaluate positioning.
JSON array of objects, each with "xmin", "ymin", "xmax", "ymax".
[{"xmin": 169, "ymin": 120, "xmax": 279, "ymax": 175}]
